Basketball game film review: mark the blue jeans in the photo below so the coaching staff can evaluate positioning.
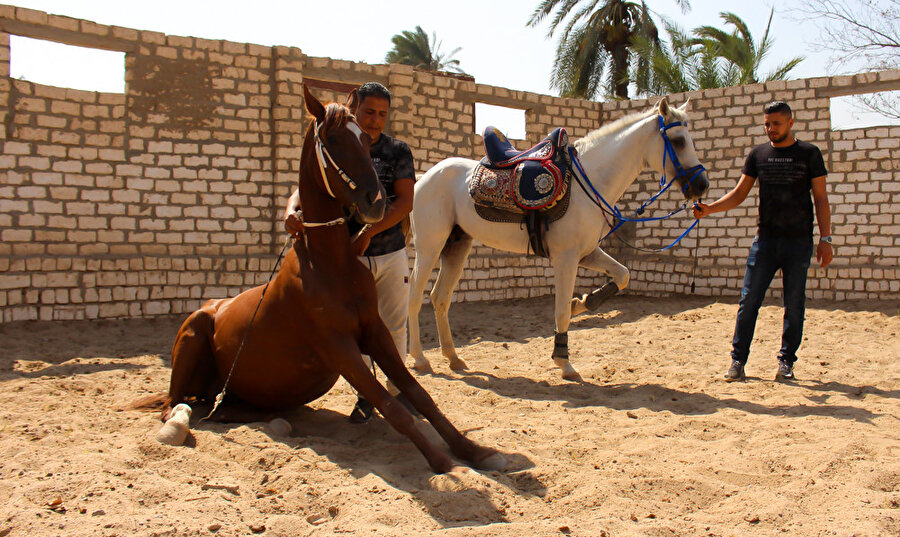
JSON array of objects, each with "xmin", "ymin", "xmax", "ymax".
[{"xmin": 731, "ymin": 236, "xmax": 813, "ymax": 365}]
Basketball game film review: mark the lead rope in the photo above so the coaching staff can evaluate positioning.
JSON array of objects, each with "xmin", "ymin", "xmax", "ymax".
[
  {"xmin": 691, "ymin": 214, "xmax": 700, "ymax": 294},
  {"xmin": 200, "ymin": 235, "xmax": 293, "ymax": 421}
]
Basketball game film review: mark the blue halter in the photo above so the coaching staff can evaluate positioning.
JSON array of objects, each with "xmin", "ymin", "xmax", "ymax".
[{"xmin": 569, "ymin": 115, "xmax": 706, "ymax": 251}]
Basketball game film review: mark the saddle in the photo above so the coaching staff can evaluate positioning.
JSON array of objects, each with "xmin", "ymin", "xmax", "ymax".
[{"xmin": 468, "ymin": 126, "xmax": 573, "ymax": 256}]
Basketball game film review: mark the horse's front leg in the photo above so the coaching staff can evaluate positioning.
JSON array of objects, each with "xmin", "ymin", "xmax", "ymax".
[
  {"xmin": 362, "ymin": 321, "xmax": 505, "ymax": 472},
  {"xmin": 570, "ymin": 247, "xmax": 629, "ymax": 317},
  {"xmin": 550, "ymin": 253, "xmax": 582, "ymax": 381},
  {"xmin": 333, "ymin": 336, "xmax": 455, "ymax": 474}
]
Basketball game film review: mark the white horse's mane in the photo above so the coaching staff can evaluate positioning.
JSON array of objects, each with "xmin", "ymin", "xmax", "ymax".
[{"xmin": 574, "ymin": 103, "xmax": 689, "ymax": 153}]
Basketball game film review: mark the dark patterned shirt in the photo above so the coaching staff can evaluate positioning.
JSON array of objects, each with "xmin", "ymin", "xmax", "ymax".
[
  {"xmin": 742, "ymin": 140, "xmax": 827, "ymax": 238},
  {"xmin": 347, "ymin": 133, "xmax": 415, "ymax": 256}
]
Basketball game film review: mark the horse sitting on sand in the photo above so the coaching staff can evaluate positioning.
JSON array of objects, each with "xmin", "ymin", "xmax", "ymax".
[
  {"xmin": 407, "ymin": 98, "xmax": 709, "ymax": 381},
  {"xmin": 136, "ymin": 85, "xmax": 504, "ymax": 474}
]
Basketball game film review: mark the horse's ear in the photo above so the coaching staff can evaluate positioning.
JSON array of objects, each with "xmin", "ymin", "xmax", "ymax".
[
  {"xmin": 303, "ymin": 84, "xmax": 326, "ymax": 123},
  {"xmin": 657, "ymin": 96, "xmax": 671, "ymax": 117},
  {"xmin": 678, "ymin": 98, "xmax": 691, "ymax": 112},
  {"xmin": 346, "ymin": 89, "xmax": 359, "ymax": 113}
]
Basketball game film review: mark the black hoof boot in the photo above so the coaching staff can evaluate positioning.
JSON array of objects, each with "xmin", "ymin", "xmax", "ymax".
[{"xmin": 584, "ymin": 282, "xmax": 619, "ymax": 311}]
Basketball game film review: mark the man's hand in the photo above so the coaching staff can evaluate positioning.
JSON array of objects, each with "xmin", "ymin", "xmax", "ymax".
[
  {"xmin": 284, "ymin": 210, "xmax": 304, "ymax": 239},
  {"xmin": 816, "ymin": 241, "xmax": 833, "ymax": 268},
  {"xmin": 692, "ymin": 202, "xmax": 711, "ymax": 219}
]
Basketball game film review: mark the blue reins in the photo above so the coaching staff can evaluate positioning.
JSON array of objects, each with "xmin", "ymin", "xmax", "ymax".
[{"xmin": 569, "ymin": 114, "xmax": 705, "ymax": 251}]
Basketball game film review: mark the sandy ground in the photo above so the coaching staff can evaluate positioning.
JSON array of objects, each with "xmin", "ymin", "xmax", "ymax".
[{"xmin": 0, "ymin": 294, "xmax": 898, "ymax": 537}]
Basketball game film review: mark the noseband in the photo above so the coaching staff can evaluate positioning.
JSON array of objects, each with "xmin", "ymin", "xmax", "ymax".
[{"xmin": 314, "ymin": 120, "xmax": 359, "ymax": 198}]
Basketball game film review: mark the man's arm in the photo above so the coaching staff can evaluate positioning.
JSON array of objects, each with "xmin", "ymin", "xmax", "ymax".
[
  {"xmin": 351, "ymin": 178, "xmax": 414, "ymax": 255},
  {"xmin": 692, "ymin": 174, "xmax": 756, "ymax": 219},
  {"xmin": 811, "ymin": 175, "xmax": 833, "ymax": 268}
]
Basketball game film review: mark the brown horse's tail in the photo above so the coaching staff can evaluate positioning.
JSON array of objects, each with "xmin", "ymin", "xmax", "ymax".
[{"xmin": 127, "ymin": 393, "xmax": 168, "ymax": 412}]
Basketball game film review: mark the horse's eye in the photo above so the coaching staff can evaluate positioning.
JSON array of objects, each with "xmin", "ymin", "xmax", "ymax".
[
  {"xmin": 672, "ymin": 138, "xmax": 685, "ymax": 149},
  {"xmin": 327, "ymin": 136, "xmax": 338, "ymax": 145}
]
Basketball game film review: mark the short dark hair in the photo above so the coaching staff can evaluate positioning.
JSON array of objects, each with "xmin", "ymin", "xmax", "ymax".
[
  {"xmin": 358, "ymin": 82, "xmax": 391, "ymax": 105},
  {"xmin": 764, "ymin": 101, "xmax": 792, "ymax": 117}
]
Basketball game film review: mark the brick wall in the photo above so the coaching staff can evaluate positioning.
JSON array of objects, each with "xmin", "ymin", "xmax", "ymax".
[{"xmin": 1, "ymin": 5, "xmax": 898, "ymax": 322}]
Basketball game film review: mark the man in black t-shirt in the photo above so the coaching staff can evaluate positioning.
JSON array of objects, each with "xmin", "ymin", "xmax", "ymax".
[
  {"xmin": 285, "ymin": 82, "xmax": 415, "ymax": 422},
  {"xmin": 693, "ymin": 101, "xmax": 833, "ymax": 382}
]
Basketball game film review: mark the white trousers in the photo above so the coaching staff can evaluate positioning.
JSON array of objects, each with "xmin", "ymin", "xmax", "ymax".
[{"xmin": 360, "ymin": 248, "xmax": 410, "ymax": 360}]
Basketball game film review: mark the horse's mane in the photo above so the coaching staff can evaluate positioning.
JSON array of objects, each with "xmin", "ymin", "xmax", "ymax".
[
  {"xmin": 303, "ymin": 102, "xmax": 354, "ymax": 138},
  {"xmin": 574, "ymin": 103, "xmax": 688, "ymax": 152},
  {"xmin": 324, "ymin": 102, "xmax": 353, "ymax": 130}
]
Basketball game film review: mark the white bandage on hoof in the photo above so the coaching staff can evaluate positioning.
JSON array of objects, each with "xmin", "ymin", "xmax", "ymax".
[{"xmin": 156, "ymin": 403, "xmax": 192, "ymax": 446}]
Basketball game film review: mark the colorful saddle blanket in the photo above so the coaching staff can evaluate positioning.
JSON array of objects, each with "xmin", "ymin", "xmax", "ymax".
[{"xmin": 469, "ymin": 126, "xmax": 572, "ymax": 223}]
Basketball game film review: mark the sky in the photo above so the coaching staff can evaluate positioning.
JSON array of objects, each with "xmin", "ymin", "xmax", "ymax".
[{"xmin": 5, "ymin": 0, "xmax": 897, "ymax": 132}]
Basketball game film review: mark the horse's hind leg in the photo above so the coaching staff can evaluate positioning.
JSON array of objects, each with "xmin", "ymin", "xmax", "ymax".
[
  {"xmin": 570, "ymin": 247, "xmax": 629, "ymax": 316},
  {"xmin": 431, "ymin": 231, "xmax": 473, "ymax": 371},
  {"xmin": 165, "ymin": 307, "xmax": 218, "ymax": 420}
]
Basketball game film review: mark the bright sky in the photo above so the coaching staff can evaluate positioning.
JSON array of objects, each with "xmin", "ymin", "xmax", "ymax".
[{"xmin": 5, "ymin": 0, "xmax": 897, "ymax": 132}]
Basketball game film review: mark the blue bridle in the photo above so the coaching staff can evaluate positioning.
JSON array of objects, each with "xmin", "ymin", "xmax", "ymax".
[{"xmin": 569, "ymin": 115, "xmax": 706, "ymax": 251}]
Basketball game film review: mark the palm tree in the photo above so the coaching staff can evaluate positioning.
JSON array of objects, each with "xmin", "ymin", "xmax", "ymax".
[
  {"xmin": 693, "ymin": 9, "xmax": 804, "ymax": 86},
  {"xmin": 385, "ymin": 26, "xmax": 465, "ymax": 74},
  {"xmin": 528, "ymin": 0, "xmax": 691, "ymax": 100},
  {"xmin": 631, "ymin": 19, "xmax": 736, "ymax": 96}
]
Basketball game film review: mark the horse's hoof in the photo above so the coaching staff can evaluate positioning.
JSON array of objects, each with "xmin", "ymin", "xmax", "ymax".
[
  {"xmin": 570, "ymin": 295, "xmax": 588, "ymax": 316},
  {"xmin": 156, "ymin": 403, "xmax": 191, "ymax": 446},
  {"xmin": 449, "ymin": 358, "xmax": 468, "ymax": 371},
  {"xmin": 412, "ymin": 360, "xmax": 434, "ymax": 374},
  {"xmin": 267, "ymin": 418, "xmax": 292, "ymax": 437},
  {"xmin": 562, "ymin": 370, "xmax": 583, "ymax": 382},
  {"xmin": 553, "ymin": 358, "xmax": 581, "ymax": 382},
  {"xmin": 473, "ymin": 451, "xmax": 507, "ymax": 472}
]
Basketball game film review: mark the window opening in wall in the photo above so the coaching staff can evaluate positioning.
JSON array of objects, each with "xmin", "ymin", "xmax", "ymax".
[
  {"xmin": 10, "ymin": 35, "xmax": 125, "ymax": 93},
  {"xmin": 830, "ymin": 91, "xmax": 900, "ymax": 130},
  {"xmin": 475, "ymin": 102, "xmax": 526, "ymax": 140}
]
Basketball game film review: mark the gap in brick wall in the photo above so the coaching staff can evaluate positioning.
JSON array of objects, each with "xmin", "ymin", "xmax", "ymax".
[
  {"xmin": 830, "ymin": 91, "xmax": 900, "ymax": 130},
  {"xmin": 475, "ymin": 102, "xmax": 526, "ymax": 140},
  {"xmin": 10, "ymin": 35, "xmax": 125, "ymax": 94}
]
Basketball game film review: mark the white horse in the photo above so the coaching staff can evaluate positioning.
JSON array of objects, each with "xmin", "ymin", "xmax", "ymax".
[{"xmin": 407, "ymin": 98, "xmax": 709, "ymax": 380}]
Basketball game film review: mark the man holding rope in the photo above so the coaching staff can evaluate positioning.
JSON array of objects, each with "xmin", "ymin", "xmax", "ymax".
[{"xmin": 693, "ymin": 101, "xmax": 833, "ymax": 382}]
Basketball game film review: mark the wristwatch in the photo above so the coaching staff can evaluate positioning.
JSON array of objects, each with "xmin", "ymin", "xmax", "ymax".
[{"xmin": 820, "ymin": 235, "xmax": 833, "ymax": 244}]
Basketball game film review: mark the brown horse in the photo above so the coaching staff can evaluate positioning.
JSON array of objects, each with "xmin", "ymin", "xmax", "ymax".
[{"xmin": 147, "ymin": 85, "xmax": 505, "ymax": 474}]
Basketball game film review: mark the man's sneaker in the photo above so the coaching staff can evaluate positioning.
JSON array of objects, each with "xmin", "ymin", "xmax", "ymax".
[
  {"xmin": 349, "ymin": 397, "xmax": 375, "ymax": 424},
  {"xmin": 724, "ymin": 360, "xmax": 745, "ymax": 382},
  {"xmin": 775, "ymin": 359, "xmax": 795, "ymax": 381}
]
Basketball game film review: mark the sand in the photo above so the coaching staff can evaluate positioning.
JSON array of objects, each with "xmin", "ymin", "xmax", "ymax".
[{"xmin": 1, "ymin": 295, "xmax": 898, "ymax": 537}]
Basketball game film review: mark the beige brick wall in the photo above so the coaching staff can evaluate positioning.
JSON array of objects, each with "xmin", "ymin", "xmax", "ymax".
[{"xmin": 1, "ymin": 5, "xmax": 898, "ymax": 322}]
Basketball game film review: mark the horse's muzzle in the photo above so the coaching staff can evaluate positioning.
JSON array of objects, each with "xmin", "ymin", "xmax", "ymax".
[
  {"xmin": 355, "ymin": 187, "xmax": 387, "ymax": 224},
  {"xmin": 682, "ymin": 170, "xmax": 709, "ymax": 201}
]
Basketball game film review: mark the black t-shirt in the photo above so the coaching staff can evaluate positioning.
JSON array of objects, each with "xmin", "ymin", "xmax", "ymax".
[
  {"xmin": 742, "ymin": 140, "xmax": 827, "ymax": 238},
  {"xmin": 347, "ymin": 133, "xmax": 415, "ymax": 256}
]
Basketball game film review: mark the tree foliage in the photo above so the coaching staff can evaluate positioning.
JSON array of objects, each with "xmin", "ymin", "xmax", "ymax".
[
  {"xmin": 631, "ymin": 9, "xmax": 803, "ymax": 98},
  {"xmin": 384, "ymin": 26, "xmax": 465, "ymax": 74},
  {"xmin": 527, "ymin": 0, "xmax": 691, "ymax": 100}
]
